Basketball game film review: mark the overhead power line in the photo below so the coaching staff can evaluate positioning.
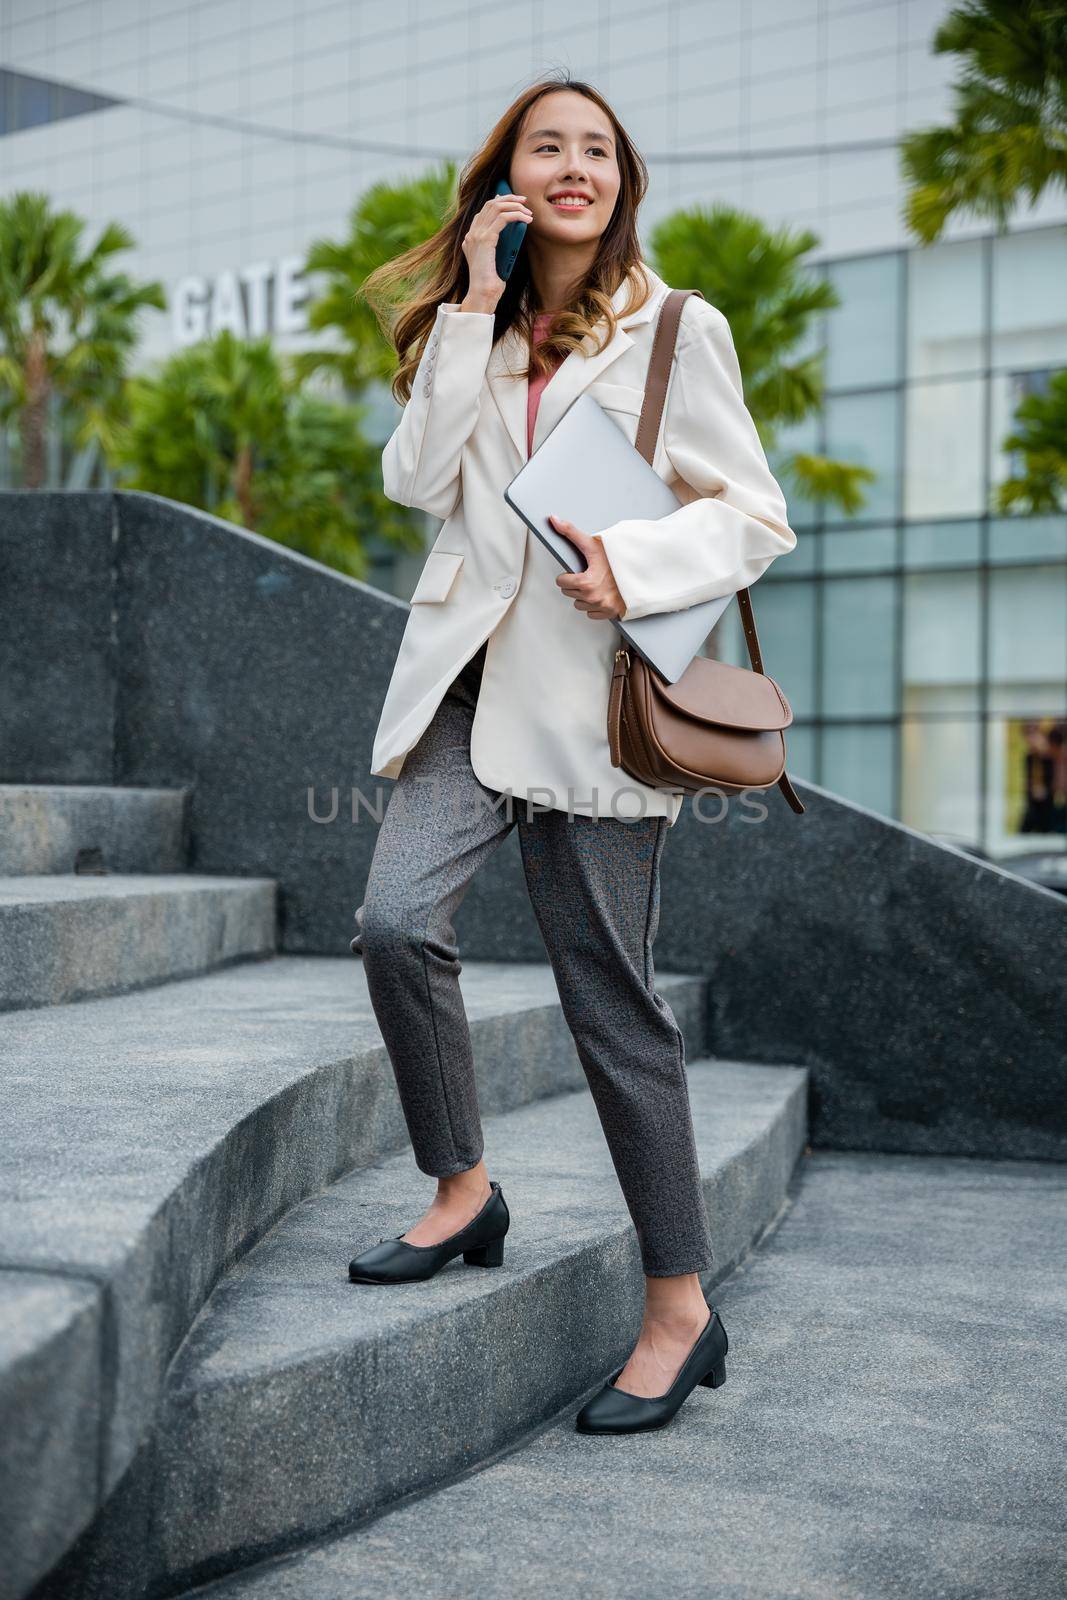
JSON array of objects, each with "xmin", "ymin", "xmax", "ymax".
[{"xmin": 133, "ymin": 94, "xmax": 904, "ymax": 162}]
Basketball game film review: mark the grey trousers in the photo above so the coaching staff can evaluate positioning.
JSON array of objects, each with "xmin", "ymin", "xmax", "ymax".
[{"xmin": 358, "ymin": 640, "xmax": 715, "ymax": 1277}]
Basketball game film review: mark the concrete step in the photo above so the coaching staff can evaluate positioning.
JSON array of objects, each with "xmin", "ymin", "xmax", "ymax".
[
  {"xmin": 0, "ymin": 872, "xmax": 277, "ymax": 1010},
  {"xmin": 175, "ymin": 1149, "xmax": 1066, "ymax": 1600},
  {"xmin": 3, "ymin": 958, "xmax": 709, "ymax": 1600},
  {"xmin": 0, "ymin": 783, "xmax": 189, "ymax": 875},
  {"xmin": 133, "ymin": 1060, "xmax": 806, "ymax": 1596}
]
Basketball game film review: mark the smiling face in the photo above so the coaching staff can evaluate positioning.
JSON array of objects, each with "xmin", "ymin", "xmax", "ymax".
[{"xmin": 509, "ymin": 89, "xmax": 622, "ymax": 243}]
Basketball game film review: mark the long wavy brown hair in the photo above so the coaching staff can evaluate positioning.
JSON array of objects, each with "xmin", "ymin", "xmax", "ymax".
[{"xmin": 361, "ymin": 72, "xmax": 654, "ymax": 406}]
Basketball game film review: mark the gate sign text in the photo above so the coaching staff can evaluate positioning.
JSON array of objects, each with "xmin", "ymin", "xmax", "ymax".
[{"xmin": 172, "ymin": 257, "xmax": 311, "ymax": 345}]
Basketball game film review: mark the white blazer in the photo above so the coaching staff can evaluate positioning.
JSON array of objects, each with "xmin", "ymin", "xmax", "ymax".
[{"xmin": 369, "ymin": 262, "xmax": 796, "ymax": 825}]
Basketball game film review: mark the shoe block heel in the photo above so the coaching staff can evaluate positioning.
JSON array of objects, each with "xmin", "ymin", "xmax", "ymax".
[
  {"xmin": 463, "ymin": 1236, "xmax": 505, "ymax": 1268},
  {"xmin": 700, "ymin": 1358, "xmax": 727, "ymax": 1389}
]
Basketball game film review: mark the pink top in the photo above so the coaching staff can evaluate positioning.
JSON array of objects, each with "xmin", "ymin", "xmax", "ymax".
[{"xmin": 526, "ymin": 312, "xmax": 565, "ymax": 456}]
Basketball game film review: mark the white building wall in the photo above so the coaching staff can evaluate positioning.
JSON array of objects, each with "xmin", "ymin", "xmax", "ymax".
[{"xmin": 4, "ymin": 0, "xmax": 1065, "ymax": 364}]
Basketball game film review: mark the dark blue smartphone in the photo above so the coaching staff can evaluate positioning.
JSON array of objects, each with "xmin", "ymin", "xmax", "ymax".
[{"xmin": 494, "ymin": 178, "xmax": 528, "ymax": 281}]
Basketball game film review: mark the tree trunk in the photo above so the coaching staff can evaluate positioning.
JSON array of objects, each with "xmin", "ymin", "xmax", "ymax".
[
  {"xmin": 21, "ymin": 331, "xmax": 49, "ymax": 490},
  {"xmin": 234, "ymin": 442, "xmax": 256, "ymax": 528}
]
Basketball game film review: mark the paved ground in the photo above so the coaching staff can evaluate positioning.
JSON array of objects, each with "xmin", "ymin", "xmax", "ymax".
[{"xmin": 190, "ymin": 1148, "xmax": 1067, "ymax": 1600}]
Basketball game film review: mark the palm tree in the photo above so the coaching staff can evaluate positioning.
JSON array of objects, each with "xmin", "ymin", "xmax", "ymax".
[
  {"xmin": 900, "ymin": 0, "xmax": 1067, "ymax": 243},
  {"xmin": 996, "ymin": 370, "xmax": 1067, "ymax": 512},
  {"xmin": 899, "ymin": 2, "xmax": 1067, "ymax": 515},
  {"xmin": 112, "ymin": 330, "xmax": 420, "ymax": 579},
  {"xmin": 295, "ymin": 163, "xmax": 461, "ymax": 391},
  {"xmin": 650, "ymin": 203, "xmax": 876, "ymax": 517},
  {"xmin": 0, "ymin": 190, "xmax": 165, "ymax": 487}
]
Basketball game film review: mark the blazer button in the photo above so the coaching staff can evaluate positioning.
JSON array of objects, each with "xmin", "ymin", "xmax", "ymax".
[
  {"xmin": 494, "ymin": 576, "xmax": 517, "ymax": 598},
  {"xmin": 423, "ymin": 385, "xmax": 432, "ymax": 397}
]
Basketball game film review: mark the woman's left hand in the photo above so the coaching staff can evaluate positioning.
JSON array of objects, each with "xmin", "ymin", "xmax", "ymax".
[{"xmin": 548, "ymin": 516, "xmax": 627, "ymax": 621}]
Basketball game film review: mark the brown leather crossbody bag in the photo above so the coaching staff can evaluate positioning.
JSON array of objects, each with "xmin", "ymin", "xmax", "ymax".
[{"xmin": 606, "ymin": 287, "xmax": 805, "ymax": 815}]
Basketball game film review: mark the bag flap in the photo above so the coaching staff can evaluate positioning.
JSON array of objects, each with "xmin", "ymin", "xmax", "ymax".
[{"xmin": 645, "ymin": 654, "xmax": 793, "ymax": 732}]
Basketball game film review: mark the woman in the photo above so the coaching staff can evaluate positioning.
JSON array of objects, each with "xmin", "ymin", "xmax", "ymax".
[{"xmin": 348, "ymin": 75, "xmax": 796, "ymax": 1435}]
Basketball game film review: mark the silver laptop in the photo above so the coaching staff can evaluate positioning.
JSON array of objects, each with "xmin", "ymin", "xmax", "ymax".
[{"xmin": 503, "ymin": 390, "xmax": 734, "ymax": 684}]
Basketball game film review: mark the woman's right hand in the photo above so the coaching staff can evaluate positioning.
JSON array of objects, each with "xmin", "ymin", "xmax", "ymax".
[{"xmin": 460, "ymin": 191, "xmax": 534, "ymax": 312}]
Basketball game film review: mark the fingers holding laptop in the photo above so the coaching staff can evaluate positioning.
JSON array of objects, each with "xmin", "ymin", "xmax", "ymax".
[{"xmin": 548, "ymin": 515, "xmax": 627, "ymax": 621}]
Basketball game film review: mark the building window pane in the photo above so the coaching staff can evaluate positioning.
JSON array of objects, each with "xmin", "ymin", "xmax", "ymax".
[
  {"xmin": 907, "ymin": 236, "xmax": 986, "ymax": 379},
  {"xmin": 989, "ymin": 564, "xmax": 1067, "ymax": 710},
  {"xmin": 985, "ymin": 712, "xmax": 1067, "ymax": 855},
  {"xmin": 718, "ymin": 578, "xmax": 818, "ymax": 720},
  {"xmin": 989, "ymin": 367, "xmax": 1060, "ymax": 507},
  {"xmin": 783, "ymin": 723, "xmax": 816, "ymax": 784},
  {"xmin": 824, "ymin": 389, "xmax": 900, "ymax": 523},
  {"xmin": 986, "ymin": 561, "xmax": 1067, "ymax": 844},
  {"xmin": 904, "ymin": 378, "xmax": 985, "ymax": 520},
  {"xmin": 991, "ymin": 226, "xmax": 1067, "ymax": 371},
  {"xmin": 988, "ymin": 515, "xmax": 1067, "ymax": 565},
  {"xmin": 902, "ymin": 569, "xmax": 982, "ymax": 716},
  {"xmin": 900, "ymin": 717, "xmax": 981, "ymax": 845},
  {"xmin": 823, "ymin": 524, "xmax": 895, "ymax": 573},
  {"xmin": 822, "ymin": 723, "xmax": 895, "ymax": 815},
  {"xmin": 824, "ymin": 253, "xmax": 903, "ymax": 390},
  {"xmin": 822, "ymin": 575, "xmax": 897, "ymax": 716},
  {"xmin": 902, "ymin": 520, "xmax": 982, "ymax": 569}
]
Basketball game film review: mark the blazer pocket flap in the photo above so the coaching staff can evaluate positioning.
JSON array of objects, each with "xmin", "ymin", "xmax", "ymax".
[
  {"xmin": 589, "ymin": 381, "xmax": 646, "ymax": 417},
  {"xmin": 410, "ymin": 550, "xmax": 464, "ymax": 604}
]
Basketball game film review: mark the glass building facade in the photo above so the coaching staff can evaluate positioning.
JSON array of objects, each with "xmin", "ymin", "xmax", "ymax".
[
  {"xmin": 727, "ymin": 223, "xmax": 1067, "ymax": 857},
  {"xmin": 2, "ymin": 0, "xmax": 1065, "ymax": 860}
]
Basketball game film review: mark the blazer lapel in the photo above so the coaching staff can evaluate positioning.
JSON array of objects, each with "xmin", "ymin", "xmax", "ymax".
[{"xmin": 486, "ymin": 265, "xmax": 669, "ymax": 466}]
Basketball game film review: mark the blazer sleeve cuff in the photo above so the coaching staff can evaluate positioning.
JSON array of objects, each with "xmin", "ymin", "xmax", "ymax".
[
  {"xmin": 594, "ymin": 300, "xmax": 797, "ymax": 622},
  {"xmin": 595, "ymin": 501, "xmax": 797, "ymax": 622}
]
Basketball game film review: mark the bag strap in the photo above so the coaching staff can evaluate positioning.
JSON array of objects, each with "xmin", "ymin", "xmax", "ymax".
[{"xmin": 635, "ymin": 286, "xmax": 805, "ymax": 816}]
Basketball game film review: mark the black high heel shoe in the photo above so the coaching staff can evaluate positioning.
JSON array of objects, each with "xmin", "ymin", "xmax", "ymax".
[
  {"xmin": 348, "ymin": 1180, "xmax": 510, "ymax": 1284},
  {"xmin": 574, "ymin": 1302, "xmax": 728, "ymax": 1434}
]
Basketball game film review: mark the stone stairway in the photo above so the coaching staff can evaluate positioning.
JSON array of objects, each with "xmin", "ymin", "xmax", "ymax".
[
  {"xmin": 174, "ymin": 1148, "xmax": 1067, "ymax": 1600},
  {"xmin": 0, "ymin": 785, "xmax": 275, "ymax": 1010},
  {"xmin": 142, "ymin": 1061, "xmax": 805, "ymax": 1597},
  {"xmin": 1, "ymin": 784, "xmax": 809, "ymax": 1600}
]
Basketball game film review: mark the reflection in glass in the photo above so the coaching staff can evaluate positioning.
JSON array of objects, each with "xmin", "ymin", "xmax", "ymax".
[
  {"xmin": 986, "ymin": 712, "xmax": 1067, "ymax": 855},
  {"xmin": 991, "ymin": 226, "xmax": 1067, "ymax": 371},
  {"xmin": 781, "ymin": 723, "xmax": 816, "ymax": 784},
  {"xmin": 902, "ymin": 570, "xmax": 982, "ymax": 715},
  {"xmin": 823, "ymin": 525, "xmax": 895, "ymax": 573},
  {"xmin": 988, "ymin": 515, "xmax": 1067, "ymax": 564},
  {"xmin": 822, "ymin": 722, "xmax": 895, "ymax": 815},
  {"xmin": 900, "ymin": 717, "xmax": 980, "ymax": 843},
  {"xmin": 720, "ymin": 578, "xmax": 817, "ymax": 720},
  {"xmin": 824, "ymin": 253, "xmax": 903, "ymax": 390},
  {"xmin": 907, "ymin": 237, "xmax": 986, "ymax": 379},
  {"xmin": 902, "ymin": 520, "xmax": 982, "ymax": 569},
  {"xmin": 989, "ymin": 368, "xmax": 1058, "ymax": 507},
  {"xmin": 989, "ymin": 565, "xmax": 1067, "ymax": 708},
  {"xmin": 905, "ymin": 378, "xmax": 985, "ymax": 520},
  {"xmin": 822, "ymin": 575, "xmax": 897, "ymax": 716},
  {"xmin": 824, "ymin": 389, "xmax": 899, "ymax": 523}
]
